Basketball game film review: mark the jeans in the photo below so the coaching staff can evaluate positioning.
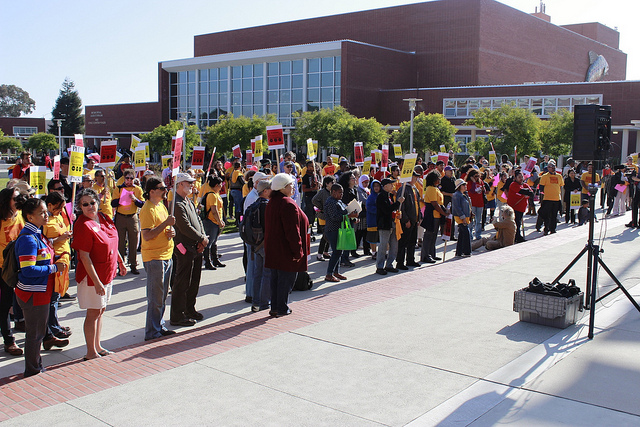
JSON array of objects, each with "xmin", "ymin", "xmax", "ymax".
[
  {"xmin": 269, "ymin": 269, "xmax": 297, "ymax": 314},
  {"xmin": 144, "ymin": 259, "xmax": 173, "ymax": 340},
  {"xmin": 47, "ymin": 292, "xmax": 63, "ymax": 336},
  {"xmin": 230, "ymin": 189, "xmax": 243, "ymax": 221},
  {"xmin": 471, "ymin": 206, "xmax": 483, "ymax": 240},
  {"xmin": 16, "ymin": 295, "xmax": 49, "ymax": 377},
  {"xmin": 514, "ymin": 210, "xmax": 524, "ymax": 240},
  {"xmin": 421, "ymin": 217, "xmax": 439, "ymax": 261},
  {"xmin": 245, "ymin": 243, "xmax": 255, "ymax": 298},
  {"xmin": 203, "ymin": 219, "xmax": 220, "ymax": 255},
  {"xmin": 251, "ymin": 251, "xmax": 271, "ymax": 309},
  {"xmin": 376, "ymin": 228, "xmax": 398, "ymax": 269},
  {"xmin": 324, "ymin": 229, "xmax": 342, "ymax": 276},
  {"xmin": 115, "ymin": 213, "xmax": 140, "ymax": 269}
]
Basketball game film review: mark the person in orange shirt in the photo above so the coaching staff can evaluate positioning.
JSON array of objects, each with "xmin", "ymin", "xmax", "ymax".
[
  {"xmin": 322, "ymin": 157, "xmax": 336, "ymax": 176},
  {"xmin": 538, "ymin": 161, "xmax": 564, "ymax": 235}
]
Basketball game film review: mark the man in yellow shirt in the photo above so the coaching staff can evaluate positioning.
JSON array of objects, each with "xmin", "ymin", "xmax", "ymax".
[
  {"xmin": 580, "ymin": 162, "xmax": 600, "ymax": 199},
  {"xmin": 112, "ymin": 169, "xmax": 145, "ymax": 274},
  {"xmin": 538, "ymin": 160, "xmax": 564, "ymax": 235},
  {"xmin": 140, "ymin": 176, "xmax": 177, "ymax": 340}
]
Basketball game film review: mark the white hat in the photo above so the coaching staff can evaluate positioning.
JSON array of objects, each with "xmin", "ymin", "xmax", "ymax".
[
  {"xmin": 253, "ymin": 171, "xmax": 268, "ymax": 182},
  {"xmin": 175, "ymin": 173, "xmax": 196, "ymax": 184},
  {"xmin": 271, "ymin": 173, "xmax": 294, "ymax": 191}
]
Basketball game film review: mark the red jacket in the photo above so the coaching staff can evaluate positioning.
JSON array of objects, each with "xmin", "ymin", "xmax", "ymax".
[
  {"xmin": 264, "ymin": 191, "xmax": 309, "ymax": 272},
  {"xmin": 467, "ymin": 180, "xmax": 485, "ymax": 208},
  {"xmin": 507, "ymin": 182, "xmax": 532, "ymax": 213}
]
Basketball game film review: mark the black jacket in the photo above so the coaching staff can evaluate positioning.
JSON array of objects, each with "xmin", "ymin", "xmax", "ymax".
[{"xmin": 376, "ymin": 190, "xmax": 400, "ymax": 230}]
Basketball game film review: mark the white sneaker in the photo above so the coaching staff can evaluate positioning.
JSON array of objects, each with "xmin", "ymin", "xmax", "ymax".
[{"xmin": 316, "ymin": 254, "xmax": 326, "ymax": 261}]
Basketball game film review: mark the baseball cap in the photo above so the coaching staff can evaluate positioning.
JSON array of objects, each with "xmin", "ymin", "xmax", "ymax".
[
  {"xmin": 175, "ymin": 173, "xmax": 196, "ymax": 184},
  {"xmin": 380, "ymin": 178, "xmax": 396, "ymax": 187}
]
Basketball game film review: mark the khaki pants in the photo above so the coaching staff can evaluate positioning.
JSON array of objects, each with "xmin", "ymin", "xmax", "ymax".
[
  {"xmin": 115, "ymin": 213, "xmax": 139, "ymax": 268},
  {"xmin": 471, "ymin": 236, "xmax": 504, "ymax": 251}
]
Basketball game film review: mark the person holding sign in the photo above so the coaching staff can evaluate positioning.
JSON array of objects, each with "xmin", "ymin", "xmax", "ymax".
[
  {"xmin": 93, "ymin": 170, "xmax": 113, "ymax": 218},
  {"xmin": 111, "ymin": 170, "xmax": 144, "ymax": 275},
  {"xmin": 375, "ymin": 178, "xmax": 404, "ymax": 275},
  {"xmin": 563, "ymin": 169, "xmax": 581, "ymax": 224}
]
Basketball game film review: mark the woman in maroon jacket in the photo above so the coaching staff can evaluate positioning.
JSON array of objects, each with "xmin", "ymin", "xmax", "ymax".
[
  {"xmin": 264, "ymin": 173, "xmax": 309, "ymax": 317},
  {"xmin": 507, "ymin": 170, "xmax": 533, "ymax": 243}
]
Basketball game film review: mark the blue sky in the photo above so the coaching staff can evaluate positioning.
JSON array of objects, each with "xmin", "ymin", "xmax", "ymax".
[{"xmin": 2, "ymin": 0, "xmax": 637, "ymax": 119}]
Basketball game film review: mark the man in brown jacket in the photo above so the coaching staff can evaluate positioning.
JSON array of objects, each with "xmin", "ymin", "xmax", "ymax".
[{"xmin": 472, "ymin": 205, "xmax": 516, "ymax": 251}]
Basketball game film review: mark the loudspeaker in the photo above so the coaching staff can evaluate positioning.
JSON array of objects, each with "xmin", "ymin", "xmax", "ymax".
[{"xmin": 572, "ymin": 104, "xmax": 612, "ymax": 161}]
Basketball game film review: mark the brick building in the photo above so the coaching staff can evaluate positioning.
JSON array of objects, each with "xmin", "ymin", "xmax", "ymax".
[{"xmin": 85, "ymin": 0, "xmax": 640, "ymax": 157}]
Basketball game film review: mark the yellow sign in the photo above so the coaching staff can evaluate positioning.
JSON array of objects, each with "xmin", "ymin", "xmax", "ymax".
[
  {"xmin": 570, "ymin": 191, "xmax": 581, "ymax": 210},
  {"xmin": 30, "ymin": 166, "xmax": 47, "ymax": 198},
  {"xmin": 440, "ymin": 145, "xmax": 446, "ymax": 152},
  {"xmin": 393, "ymin": 144, "xmax": 402, "ymax": 158},
  {"xmin": 131, "ymin": 135, "xmax": 141, "ymax": 151},
  {"xmin": 139, "ymin": 142, "xmax": 150, "ymax": 161},
  {"xmin": 362, "ymin": 157, "xmax": 371, "ymax": 175},
  {"xmin": 489, "ymin": 151, "xmax": 496, "ymax": 168},
  {"xmin": 162, "ymin": 155, "xmax": 173, "ymax": 169},
  {"xmin": 330, "ymin": 154, "xmax": 340, "ymax": 165},
  {"xmin": 307, "ymin": 138, "xmax": 316, "ymax": 160},
  {"xmin": 254, "ymin": 136, "xmax": 263, "ymax": 160},
  {"xmin": 430, "ymin": 154, "xmax": 438, "ymax": 163},
  {"xmin": 135, "ymin": 147, "xmax": 146, "ymax": 171},
  {"xmin": 68, "ymin": 145, "xmax": 85, "ymax": 183},
  {"xmin": 633, "ymin": 153, "xmax": 638, "ymax": 165},
  {"xmin": 400, "ymin": 154, "xmax": 418, "ymax": 183}
]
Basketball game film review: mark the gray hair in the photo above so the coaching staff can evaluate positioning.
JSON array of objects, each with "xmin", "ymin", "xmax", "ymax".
[
  {"xmin": 75, "ymin": 188, "xmax": 100, "ymax": 213},
  {"xmin": 500, "ymin": 205, "xmax": 515, "ymax": 222}
]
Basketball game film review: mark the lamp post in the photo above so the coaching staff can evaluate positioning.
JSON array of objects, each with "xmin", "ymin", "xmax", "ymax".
[
  {"xmin": 54, "ymin": 118, "xmax": 64, "ymax": 156},
  {"xmin": 178, "ymin": 111, "xmax": 191, "ymax": 170},
  {"xmin": 403, "ymin": 98, "xmax": 422, "ymax": 153}
]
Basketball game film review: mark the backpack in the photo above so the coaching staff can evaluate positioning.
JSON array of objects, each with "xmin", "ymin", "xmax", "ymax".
[
  {"xmin": 292, "ymin": 271, "xmax": 313, "ymax": 291},
  {"xmin": 199, "ymin": 192, "xmax": 215, "ymax": 222},
  {"xmin": 239, "ymin": 198, "xmax": 267, "ymax": 250},
  {"xmin": 2, "ymin": 239, "xmax": 20, "ymax": 288}
]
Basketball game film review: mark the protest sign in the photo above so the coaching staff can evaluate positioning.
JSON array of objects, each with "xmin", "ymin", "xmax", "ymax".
[
  {"xmin": 266, "ymin": 124, "xmax": 284, "ymax": 150},
  {"xmin": 354, "ymin": 142, "xmax": 364, "ymax": 166},
  {"xmin": 68, "ymin": 145, "xmax": 85, "ymax": 183}
]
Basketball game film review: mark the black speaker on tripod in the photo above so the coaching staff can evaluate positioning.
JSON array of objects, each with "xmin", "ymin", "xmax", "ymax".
[{"xmin": 572, "ymin": 104, "xmax": 612, "ymax": 161}]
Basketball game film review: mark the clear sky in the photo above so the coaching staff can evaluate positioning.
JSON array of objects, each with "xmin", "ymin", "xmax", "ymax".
[{"xmin": 2, "ymin": 0, "xmax": 638, "ymax": 119}]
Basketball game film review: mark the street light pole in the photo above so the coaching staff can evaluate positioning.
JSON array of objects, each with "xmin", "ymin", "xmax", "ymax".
[
  {"xmin": 403, "ymin": 98, "xmax": 422, "ymax": 154},
  {"xmin": 54, "ymin": 118, "xmax": 65, "ymax": 156}
]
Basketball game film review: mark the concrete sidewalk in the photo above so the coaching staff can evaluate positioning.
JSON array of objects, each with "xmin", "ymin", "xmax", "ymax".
[{"xmin": 0, "ymin": 209, "xmax": 639, "ymax": 426}]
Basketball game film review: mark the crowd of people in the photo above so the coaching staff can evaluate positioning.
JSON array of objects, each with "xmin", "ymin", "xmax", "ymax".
[{"xmin": 2, "ymin": 146, "xmax": 637, "ymax": 379}]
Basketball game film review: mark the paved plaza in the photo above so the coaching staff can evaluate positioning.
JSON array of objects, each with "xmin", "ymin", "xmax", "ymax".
[{"xmin": 0, "ymin": 209, "xmax": 638, "ymax": 426}]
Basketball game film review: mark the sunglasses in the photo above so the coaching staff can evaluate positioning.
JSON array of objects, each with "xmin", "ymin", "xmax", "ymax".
[
  {"xmin": 53, "ymin": 187, "xmax": 64, "ymax": 191},
  {"xmin": 155, "ymin": 186, "xmax": 167, "ymax": 191},
  {"xmin": 82, "ymin": 201, "xmax": 97, "ymax": 207},
  {"xmin": 125, "ymin": 177, "xmax": 134, "ymax": 180}
]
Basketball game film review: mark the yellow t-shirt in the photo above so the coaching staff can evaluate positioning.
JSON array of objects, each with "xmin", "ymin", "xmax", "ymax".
[
  {"xmin": 93, "ymin": 183, "xmax": 113, "ymax": 218},
  {"xmin": 539, "ymin": 173, "xmax": 564, "ymax": 201},
  {"xmin": 139, "ymin": 201, "xmax": 174, "ymax": 262},
  {"xmin": 497, "ymin": 181, "xmax": 507, "ymax": 203},
  {"xmin": 231, "ymin": 169, "xmax": 243, "ymax": 186},
  {"xmin": 83, "ymin": 168, "xmax": 97, "ymax": 179},
  {"xmin": 205, "ymin": 191, "xmax": 224, "ymax": 226},
  {"xmin": 112, "ymin": 185, "xmax": 144, "ymax": 215},
  {"xmin": 0, "ymin": 214, "xmax": 24, "ymax": 264},
  {"xmin": 424, "ymin": 186, "xmax": 444, "ymax": 218},
  {"xmin": 43, "ymin": 213, "xmax": 71, "ymax": 257},
  {"xmin": 580, "ymin": 172, "xmax": 600, "ymax": 195}
]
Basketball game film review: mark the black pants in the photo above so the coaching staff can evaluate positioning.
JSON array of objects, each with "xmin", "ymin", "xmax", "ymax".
[
  {"xmin": 170, "ymin": 250, "xmax": 203, "ymax": 320},
  {"xmin": 355, "ymin": 229, "xmax": 370, "ymax": 254},
  {"xmin": 455, "ymin": 223, "xmax": 471, "ymax": 256},
  {"xmin": 541, "ymin": 200, "xmax": 561, "ymax": 233},
  {"xmin": 317, "ymin": 224, "xmax": 329, "ymax": 255},
  {"xmin": 515, "ymin": 210, "xmax": 524, "ymax": 241},
  {"xmin": 421, "ymin": 217, "xmax": 439, "ymax": 261},
  {"xmin": 632, "ymin": 193, "xmax": 640, "ymax": 226},
  {"xmin": 0, "ymin": 275, "xmax": 16, "ymax": 345},
  {"xmin": 269, "ymin": 269, "xmax": 297, "ymax": 315},
  {"xmin": 396, "ymin": 223, "xmax": 418, "ymax": 265}
]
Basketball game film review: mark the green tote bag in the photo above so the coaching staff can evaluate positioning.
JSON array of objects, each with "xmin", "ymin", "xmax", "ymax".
[{"xmin": 337, "ymin": 215, "xmax": 357, "ymax": 251}]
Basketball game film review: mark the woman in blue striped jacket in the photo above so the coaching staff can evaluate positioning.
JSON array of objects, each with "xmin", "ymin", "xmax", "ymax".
[{"xmin": 14, "ymin": 198, "xmax": 66, "ymax": 378}]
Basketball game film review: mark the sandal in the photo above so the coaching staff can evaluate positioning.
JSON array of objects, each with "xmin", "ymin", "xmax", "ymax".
[
  {"xmin": 83, "ymin": 354, "xmax": 101, "ymax": 361},
  {"xmin": 98, "ymin": 350, "xmax": 114, "ymax": 357},
  {"xmin": 324, "ymin": 275, "xmax": 340, "ymax": 282}
]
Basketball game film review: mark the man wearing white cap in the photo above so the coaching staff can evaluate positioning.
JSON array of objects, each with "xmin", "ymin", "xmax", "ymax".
[{"xmin": 170, "ymin": 173, "xmax": 209, "ymax": 327}]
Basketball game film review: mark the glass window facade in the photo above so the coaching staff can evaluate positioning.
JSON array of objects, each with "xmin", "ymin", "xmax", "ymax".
[
  {"xmin": 443, "ymin": 94, "xmax": 603, "ymax": 119},
  {"xmin": 169, "ymin": 55, "xmax": 341, "ymax": 129},
  {"xmin": 12, "ymin": 126, "xmax": 38, "ymax": 135}
]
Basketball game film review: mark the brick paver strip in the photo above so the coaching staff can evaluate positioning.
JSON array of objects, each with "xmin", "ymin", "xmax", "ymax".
[{"xmin": 0, "ymin": 221, "xmax": 607, "ymax": 421}]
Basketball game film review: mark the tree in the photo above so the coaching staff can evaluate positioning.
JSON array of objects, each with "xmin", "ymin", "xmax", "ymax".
[
  {"xmin": 139, "ymin": 120, "xmax": 201, "ymax": 160},
  {"xmin": 291, "ymin": 106, "xmax": 387, "ymax": 157},
  {"xmin": 465, "ymin": 105, "xmax": 541, "ymax": 159},
  {"xmin": 203, "ymin": 114, "xmax": 279, "ymax": 156},
  {"xmin": 540, "ymin": 110, "xmax": 574, "ymax": 158},
  {"xmin": 0, "ymin": 130, "xmax": 23, "ymax": 151},
  {"xmin": 26, "ymin": 132, "xmax": 58, "ymax": 152},
  {"xmin": 394, "ymin": 112, "xmax": 458, "ymax": 154},
  {"xmin": 0, "ymin": 85, "xmax": 36, "ymax": 117},
  {"xmin": 49, "ymin": 78, "xmax": 84, "ymax": 135}
]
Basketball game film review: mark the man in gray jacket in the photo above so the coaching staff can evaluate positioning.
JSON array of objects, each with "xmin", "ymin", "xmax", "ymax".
[{"xmin": 170, "ymin": 173, "xmax": 209, "ymax": 327}]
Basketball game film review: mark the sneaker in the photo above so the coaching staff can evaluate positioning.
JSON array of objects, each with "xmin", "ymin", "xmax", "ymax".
[
  {"xmin": 316, "ymin": 254, "xmax": 326, "ymax": 261},
  {"xmin": 59, "ymin": 293, "xmax": 76, "ymax": 301},
  {"xmin": 375, "ymin": 268, "xmax": 388, "ymax": 275},
  {"xmin": 385, "ymin": 267, "xmax": 399, "ymax": 273},
  {"xmin": 340, "ymin": 261, "xmax": 355, "ymax": 268}
]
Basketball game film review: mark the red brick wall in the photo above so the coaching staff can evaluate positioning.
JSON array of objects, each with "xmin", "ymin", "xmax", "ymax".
[
  {"xmin": 0, "ymin": 117, "xmax": 47, "ymax": 136},
  {"xmin": 85, "ymin": 102, "xmax": 162, "ymax": 136},
  {"xmin": 562, "ymin": 23, "xmax": 620, "ymax": 50}
]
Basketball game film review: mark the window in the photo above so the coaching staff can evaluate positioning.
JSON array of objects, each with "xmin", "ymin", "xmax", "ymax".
[{"xmin": 12, "ymin": 127, "xmax": 37, "ymax": 135}]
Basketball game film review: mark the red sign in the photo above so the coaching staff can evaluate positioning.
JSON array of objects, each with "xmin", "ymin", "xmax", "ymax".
[
  {"xmin": 266, "ymin": 124, "xmax": 285, "ymax": 150},
  {"xmin": 171, "ymin": 136, "xmax": 176, "ymax": 153},
  {"xmin": 74, "ymin": 134, "xmax": 84, "ymax": 147},
  {"xmin": 191, "ymin": 146, "xmax": 205, "ymax": 168},
  {"xmin": 232, "ymin": 144, "xmax": 241, "ymax": 158},
  {"xmin": 354, "ymin": 142, "xmax": 364, "ymax": 166},
  {"xmin": 246, "ymin": 149, "xmax": 253, "ymax": 164},
  {"xmin": 100, "ymin": 142, "xmax": 117, "ymax": 167},
  {"xmin": 251, "ymin": 138, "xmax": 256, "ymax": 153},
  {"xmin": 381, "ymin": 145, "xmax": 389, "ymax": 171},
  {"xmin": 172, "ymin": 130, "xmax": 183, "ymax": 175},
  {"xmin": 53, "ymin": 155, "xmax": 60, "ymax": 180}
]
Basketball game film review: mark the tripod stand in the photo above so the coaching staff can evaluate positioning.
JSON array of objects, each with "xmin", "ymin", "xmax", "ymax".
[{"xmin": 551, "ymin": 177, "xmax": 640, "ymax": 339}]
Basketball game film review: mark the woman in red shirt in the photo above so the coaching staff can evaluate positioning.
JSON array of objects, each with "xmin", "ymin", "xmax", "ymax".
[
  {"xmin": 72, "ymin": 188, "xmax": 126, "ymax": 360},
  {"xmin": 466, "ymin": 169, "xmax": 485, "ymax": 241},
  {"xmin": 507, "ymin": 170, "xmax": 533, "ymax": 243}
]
